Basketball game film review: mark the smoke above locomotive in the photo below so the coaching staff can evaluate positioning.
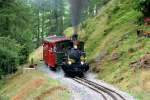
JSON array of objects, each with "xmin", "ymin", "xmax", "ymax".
[{"xmin": 69, "ymin": 0, "xmax": 88, "ymax": 34}]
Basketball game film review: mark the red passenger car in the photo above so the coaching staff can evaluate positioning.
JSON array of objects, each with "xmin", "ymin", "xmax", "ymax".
[{"xmin": 43, "ymin": 35, "xmax": 72, "ymax": 70}]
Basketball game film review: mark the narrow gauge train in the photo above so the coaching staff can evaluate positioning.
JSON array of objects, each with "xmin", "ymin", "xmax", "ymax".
[{"xmin": 43, "ymin": 35, "xmax": 89, "ymax": 77}]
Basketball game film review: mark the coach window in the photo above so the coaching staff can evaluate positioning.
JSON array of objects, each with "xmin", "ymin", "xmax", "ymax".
[
  {"xmin": 53, "ymin": 46, "xmax": 56, "ymax": 52},
  {"xmin": 55, "ymin": 43, "xmax": 61, "ymax": 52}
]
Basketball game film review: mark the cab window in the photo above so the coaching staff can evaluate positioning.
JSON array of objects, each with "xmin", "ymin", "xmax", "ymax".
[{"xmin": 56, "ymin": 41, "xmax": 73, "ymax": 52}]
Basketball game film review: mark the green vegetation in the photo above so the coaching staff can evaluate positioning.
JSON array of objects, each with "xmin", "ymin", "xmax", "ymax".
[
  {"xmin": 0, "ymin": 46, "xmax": 70, "ymax": 100},
  {"xmin": 0, "ymin": 37, "xmax": 20, "ymax": 76},
  {"xmin": 0, "ymin": 69, "xmax": 70, "ymax": 100},
  {"xmin": 65, "ymin": 0, "xmax": 150, "ymax": 99},
  {"xmin": 0, "ymin": 0, "xmax": 34, "ymax": 81},
  {"xmin": 0, "ymin": 0, "xmax": 71, "ymax": 86}
]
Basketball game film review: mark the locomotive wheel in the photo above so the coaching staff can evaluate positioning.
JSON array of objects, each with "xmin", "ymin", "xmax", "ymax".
[
  {"xmin": 44, "ymin": 62, "xmax": 48, "ymax": 67},
  {"xmin": 77, "ymin": 73, "xmax": 84, "ymax": 78},
  {"xmin": 64, "ymin": 72, "xmax": 84, "ymax": 78},
  {"xmin": 65, "ymin": 73, "xmax": 75, "ymax": 78},
  {"xmin": 64, "ymin": 73, "xmax": 70, "ymax": 77},
  {"xmin": 64, "ymin": 71, "xmax": 74, "ymax": 78},
  {"xmin": 49, "ymin": 67, "xmax": 57, "ymax": 71}
]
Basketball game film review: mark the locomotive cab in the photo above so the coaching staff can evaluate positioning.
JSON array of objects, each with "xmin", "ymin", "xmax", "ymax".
[
  {"xmin": 55, "ymin": 40, "xmax": 73, "ymax": 66},
  {"xmin": 62, "ymin": 41, "xmax": 89, "ymax": 77}
]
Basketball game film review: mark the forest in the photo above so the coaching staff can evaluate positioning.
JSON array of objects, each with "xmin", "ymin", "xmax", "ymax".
[{"xmin": 0, "ymin": 0, "xmax": 150, "ymax": 99}]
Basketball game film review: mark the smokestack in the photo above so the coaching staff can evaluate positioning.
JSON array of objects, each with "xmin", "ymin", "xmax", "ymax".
[{"xmin": 69, "ymin": 0, "xmax": 88, "ymax": 35}]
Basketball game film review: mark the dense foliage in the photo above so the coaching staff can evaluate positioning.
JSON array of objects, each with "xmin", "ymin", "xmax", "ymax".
[
  {"xmin": 0, "ymin": 37, "xmax": 20, "ymax": 77},
  {"xmin": 134, "ymin": 0, "xmax": 150, "ymax": 17},
  {"xmin": 0, "ymin": 0, "xmax": 34, "ymax": 78}
]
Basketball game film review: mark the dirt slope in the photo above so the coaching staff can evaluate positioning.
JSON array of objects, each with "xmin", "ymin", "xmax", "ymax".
[{"xmin": 0, "ymin": 66, "xmax": 70, "ymax": 100}]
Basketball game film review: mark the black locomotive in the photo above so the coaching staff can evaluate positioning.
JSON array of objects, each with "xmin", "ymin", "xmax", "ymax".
[
  {"xmin": 62, "ymin": 41, "xmax": 89, "ymax": 77},
  {"xmin": 61, "ymin": 33, "xmax": 89, "ymax": 77}
]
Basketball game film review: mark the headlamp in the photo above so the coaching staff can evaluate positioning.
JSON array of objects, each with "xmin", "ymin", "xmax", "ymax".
[
  {"xmin": 68, "ymin": 61, "xmax": 72, "ymax": 65},
  {"xmin": 68, "ymin": 58, "xmax": 75, "ymax": 63},
  {"xmin": 81, "ymin": 61, "xmax": 84, "ymax": 65},
  {"xmin": 74, "ymin": 45, "xmax": 78, "ymax": 49}
]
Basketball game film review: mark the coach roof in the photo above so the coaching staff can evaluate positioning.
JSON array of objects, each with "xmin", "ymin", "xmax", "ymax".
[{"xmin": 44, "ymin": 35, "xmax": 70, "ymax": 43}]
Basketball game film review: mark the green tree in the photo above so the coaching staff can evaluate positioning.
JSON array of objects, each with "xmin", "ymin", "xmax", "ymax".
[{"xmin": 0, "ymin": 0, "xmax": 35, "ymax": 77}]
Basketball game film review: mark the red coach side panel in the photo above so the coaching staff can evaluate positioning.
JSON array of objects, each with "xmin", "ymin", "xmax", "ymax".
[
  {"xmin": 43, "ymin": 35, "xmax": 70, "ymax": 68},
  {"xmin": 43, "ymin": 42, "xmax": 56, "ymax": 67}
]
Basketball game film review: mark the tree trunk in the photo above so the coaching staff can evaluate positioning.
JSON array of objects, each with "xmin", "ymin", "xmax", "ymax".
[
  {"xmin": 41, "ymin": 9, "xmax": 44, "ymax": 40},
  {"xmin": 37, "ymin": 10, "xmax": 40, "ymax": 47}
]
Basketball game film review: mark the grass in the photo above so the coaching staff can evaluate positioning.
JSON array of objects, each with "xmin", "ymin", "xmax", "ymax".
[
  {"xmin": 65, "ymin": 0, "xmax": 150, "ymax": 99},
  {"xmin": 0, "ymin": 46, "xmax": 71, "ymax": 100},
  {"xmin": 0, "ymin": 69, "xmax": 71, "ymax": 100}
]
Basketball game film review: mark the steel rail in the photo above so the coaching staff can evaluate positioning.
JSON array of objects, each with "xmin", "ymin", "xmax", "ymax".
[
  {"xmin": 75, "ymin": 77, "xmax": 126, "ymax": 100},
  {"xmin": 73, "ymin": 78, "xmax": 117, "ymax": 100},
  {"xmin": 73, "ymin": 78, "xmax": 107, "ymax": 100}
]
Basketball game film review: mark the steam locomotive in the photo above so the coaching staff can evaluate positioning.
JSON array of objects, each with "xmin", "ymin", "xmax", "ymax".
[{"xmin": 43, "ymin": 35, "xmax": 89, "ymax": 77}]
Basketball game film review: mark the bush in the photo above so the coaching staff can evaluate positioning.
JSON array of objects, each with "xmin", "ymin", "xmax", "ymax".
[
  {"xmin": 0, "ymin": 48, "xmax": 18, "ymax": 75},
  {"xmin": 0, "ymin": 37, "xmax": 20, "ymax": 76},
  {"xmin": 19, "ymin": 45, "xmax": 31, "ymax": 64},
  {"xmin": 134, "ymin": 0, "xmax": 150, "ymax": 17}
]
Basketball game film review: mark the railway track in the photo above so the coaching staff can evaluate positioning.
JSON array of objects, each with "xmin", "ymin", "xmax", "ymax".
[{"xmin": 73, "ymin": 77, "xmax": 126, "ymax": 100}]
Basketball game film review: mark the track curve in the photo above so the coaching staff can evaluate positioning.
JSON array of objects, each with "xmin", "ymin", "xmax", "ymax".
[{"xmin": 73, "ymin": 77, "xmax": 126, "ymax": 100}]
